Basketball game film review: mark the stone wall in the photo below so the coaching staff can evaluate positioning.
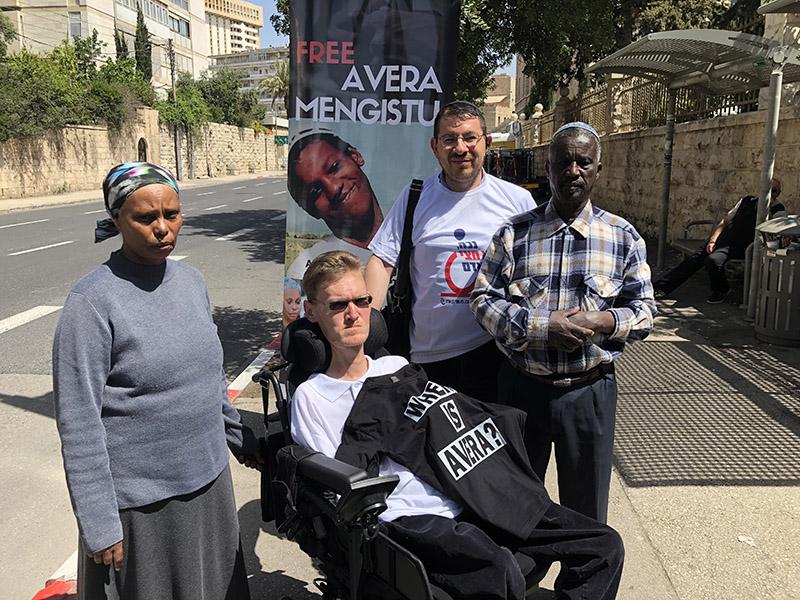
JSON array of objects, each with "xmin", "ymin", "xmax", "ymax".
[
  {"xmin": 159, "ymin": 121, "xmax": 284, "ymax": 179},
  {"xmin": 0, "ymin": 108, "xmax": 161, "ymax": 199},
  {"xmin": 529, "ymin": 106, "xmax": 800, "ymax": 239}
]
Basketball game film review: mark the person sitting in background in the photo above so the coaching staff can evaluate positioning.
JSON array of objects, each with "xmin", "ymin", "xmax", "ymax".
[
  {"xmin": 654, "ymin": 178, "xmax": 785, "ymax": 303},
  {"xmin": 290, "ymin": 250, "xmax": 624, "ymax": 600}
]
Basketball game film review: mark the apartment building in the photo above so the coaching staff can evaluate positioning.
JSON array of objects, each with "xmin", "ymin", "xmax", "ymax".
[
  {"xmin": 482, "ymin": 73, "xmax": 515, "ymax": 130},
  {"xmin": 515, "ymin": 54, "xmax": 534, "ymax": 114},
  {"xmin": 0, "ymin": 0, "xmax": 210, "ymax": 92},
  {"xmin": 205, "ymin": 0, "xmax": 261, "ymax": 55},
  {"xmin": 210, "ymin": 46, "xmax": 289, "ymax": 115}
]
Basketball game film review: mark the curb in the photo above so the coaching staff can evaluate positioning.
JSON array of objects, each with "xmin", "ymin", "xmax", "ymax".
[{"xmin": 1, "ymin": 171, "xmax": 286, "ymax": 214}]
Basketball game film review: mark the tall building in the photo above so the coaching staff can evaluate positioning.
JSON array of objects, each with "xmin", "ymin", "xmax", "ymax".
[
  {"xmin": 515, "ymin": 55, "xmax": 534, "ymax": 114},
  {"xmin": 205, "ymin": 0, "xmax": 261, "ymax": 55},
  {"xmin": 482, "ymin": 74, "xmax": 515, "ymax": 131},
  {"xmin": 210, "ymin": 46, "xmax": 289, "ymax": 116},
  {"xmin": 0, "ymin": 0, "xmax": 210, "ymax": 94}
]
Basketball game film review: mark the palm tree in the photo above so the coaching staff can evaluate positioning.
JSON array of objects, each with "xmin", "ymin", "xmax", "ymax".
[{"xmin": 258, "ymin": 59, "xmax": 289, "ymax": 114}]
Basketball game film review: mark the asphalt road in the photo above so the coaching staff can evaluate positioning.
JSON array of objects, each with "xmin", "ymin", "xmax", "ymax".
[{"xmin": 0, "ymin": 176, "xmax": 288, "ymax": 599}]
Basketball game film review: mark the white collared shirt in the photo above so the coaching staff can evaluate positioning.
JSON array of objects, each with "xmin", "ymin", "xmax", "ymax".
[{"xmin": 290, "ymin": 355, "xmax": 462, "ymax": 522}]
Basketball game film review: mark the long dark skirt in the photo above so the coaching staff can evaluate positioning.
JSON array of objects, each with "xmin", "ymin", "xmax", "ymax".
[{"xmin": 78, "ymin": 465, "xmax": 250, "ymax": 600}]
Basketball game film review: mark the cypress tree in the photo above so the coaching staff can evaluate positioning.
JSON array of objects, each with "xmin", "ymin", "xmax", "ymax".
[
  {"xmin": 134, "ymin": 7, "xmax": 152, "ymax": 81},
  {"xmin": 114, "ymin": 27, "xmax": 129, "ymax": 59}
]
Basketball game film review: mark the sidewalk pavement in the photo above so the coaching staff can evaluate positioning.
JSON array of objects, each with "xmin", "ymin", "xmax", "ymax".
[
  {"xmin": 230, "ymin": 245, "xmax": 799, "ymax": 600},
  {"xmin": 0, "ymin": 170, "xmax": 286, "ymax": 213}
]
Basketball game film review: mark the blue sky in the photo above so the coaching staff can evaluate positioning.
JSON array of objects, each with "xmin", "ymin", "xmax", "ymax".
[
  {"xmin": 250, "ymin": 0, "xmax": 514, "ymax": 75},
  {"xmin": 252, "ymin": 0, "xmax": 288, "ymax": 48}
]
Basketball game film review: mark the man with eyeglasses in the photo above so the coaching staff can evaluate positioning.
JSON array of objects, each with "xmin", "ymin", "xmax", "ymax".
[
  {"xmin": 365, "ymin": 101, "xmax": 536, "ymax": 403},
  {"xmin": 291, "ymin": 250, "xmax": 624, "ymax": 600}
]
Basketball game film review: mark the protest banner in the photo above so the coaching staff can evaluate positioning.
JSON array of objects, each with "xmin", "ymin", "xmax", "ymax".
[{"xmin": 281, "ymin": 0, "xmax": 460, "ymax": 331}]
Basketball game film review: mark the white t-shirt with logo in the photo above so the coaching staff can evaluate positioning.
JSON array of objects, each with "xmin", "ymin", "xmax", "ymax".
[
  {"xmin": 290, "ymin": 355, "xmax": 462, "ymax": 522},
  {"xmin": 369, "ymin": 171, "xmax": 536, "ymax": 363}
]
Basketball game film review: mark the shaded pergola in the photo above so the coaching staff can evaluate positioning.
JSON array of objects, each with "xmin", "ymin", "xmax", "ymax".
[
  {"xmin": 758, "ymin": 0, "xmax": 800, "ymax": 14},
  {"xmin": 587, "ymin": 29, "xmax": 800, "ymax": 315}
]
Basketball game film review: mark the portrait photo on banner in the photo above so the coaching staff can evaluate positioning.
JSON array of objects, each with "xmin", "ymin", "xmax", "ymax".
[{"xmin": 280, "ymin": 0, "xmax": 459, "ymax": 332}]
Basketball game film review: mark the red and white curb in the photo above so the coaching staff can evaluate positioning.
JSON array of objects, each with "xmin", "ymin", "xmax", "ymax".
[
  {"xmin": 32, "ymin": 346, "xmax": 277, "ymax": 599},
  {"xmin": 32, "ymin": 551, "xmax": 77, "ymax": 599},
  {"xmin": 227, "ymin": 347, "xmax": 276, "ymax": 402}
]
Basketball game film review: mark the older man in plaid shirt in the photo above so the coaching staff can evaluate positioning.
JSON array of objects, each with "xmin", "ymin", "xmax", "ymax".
[{"xmin": 471, "ymin": 122, "xmax": 656, "ymax": 523}]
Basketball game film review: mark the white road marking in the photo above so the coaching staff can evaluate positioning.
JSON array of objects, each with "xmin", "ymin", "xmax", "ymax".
[
  {"xmin": 197, "ymin": 191, "xmax": 215, "ymax": 196},
  {"xmin": 0, "ymin": 218, "xmax": 49, "ymax": 229},
  {"xmin": 8, "ymin": 240, "xmax": 75, "ymax": 256},
  {"xmin": 215, "ymin": 228, "xmax": 254, "ymax": 241},
  {"xmin": 232, "ymin": 185, "xmax": 247, "ymax": 190},
  {"xmin": 273, "ymin": 190, "xmax": 287, "ymax": 195},
  {"xmin": 0, "ymin": 305, "xmax": 62, "ymax": 334},
  {"xmin": 242, "ymin": 196, "xmax": 263, "ymax": 203},
  {"xmin": 255, "ymin": 182, "xmax": 268, "ymax": 186},
  {"xmin": 83, "ymin": 209, "xmax": 106, "ymax": 215},
  {"xmin": 227, "ymin": 348, "xmax": 275, "ymax": 401},
  {"xmin": 168, "ymin": 255, "xmax": 187, "ymax": 261},
  {"xmin": 270, "ymin": 214, "xmax": 285, "ymax": 221},
  {"xmin": 204, "ymin": 204, "xmax": 227, "ymax": 211}
]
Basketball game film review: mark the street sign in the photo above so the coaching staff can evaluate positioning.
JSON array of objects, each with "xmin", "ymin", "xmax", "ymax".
[{"xmin": 275, "ymin": 135, "xmax": 288, "ymax": 145}]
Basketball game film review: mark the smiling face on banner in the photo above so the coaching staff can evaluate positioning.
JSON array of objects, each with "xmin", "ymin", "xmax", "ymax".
[{"xmin": 289, "ymin": 136, "xmax": 382, "ymax": 247}]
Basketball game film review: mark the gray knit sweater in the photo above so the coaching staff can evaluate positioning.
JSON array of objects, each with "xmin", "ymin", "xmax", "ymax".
[{"xmin": 53, "ymin": 251, "xmax": 256, "ymax": 553}]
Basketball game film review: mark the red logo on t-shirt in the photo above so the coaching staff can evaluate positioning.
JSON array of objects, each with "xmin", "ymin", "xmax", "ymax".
[{"xmin": 441, "ymin": 241, "xmax": 484, "ymax": 298}]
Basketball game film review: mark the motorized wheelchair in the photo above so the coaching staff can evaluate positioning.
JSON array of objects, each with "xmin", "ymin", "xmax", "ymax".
[{"xmin": 253, "ymin": 309, "xmax": 539, "ymax": 600}]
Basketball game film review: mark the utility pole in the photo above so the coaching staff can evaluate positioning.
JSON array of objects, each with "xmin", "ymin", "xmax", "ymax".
[{"xmin": 168, "ymin": 38, "xmax": 183, "ymax": 180}]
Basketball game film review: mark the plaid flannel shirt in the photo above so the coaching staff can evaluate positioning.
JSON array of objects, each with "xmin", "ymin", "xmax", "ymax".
[{"xmin": 471, "ymin": 199, "xmax": 656, "ymax": 376}]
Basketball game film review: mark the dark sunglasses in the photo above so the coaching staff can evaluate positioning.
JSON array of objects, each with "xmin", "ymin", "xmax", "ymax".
[{"xmin": 314, "ymin": 294, "xmax": 373, "ymax": 312}]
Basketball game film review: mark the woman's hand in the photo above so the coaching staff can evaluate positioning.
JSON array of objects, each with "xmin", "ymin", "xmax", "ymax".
[
  {"xmin": 706, "ymin": 239, "xmax": 717, "ymax": 254},
  {"xmin": 237, "ymin": 448, "xmax": 265, "ymax": 472},
  {"xmin": 90, "ymin": 540, "xmax": 124, "ymax": 571}
]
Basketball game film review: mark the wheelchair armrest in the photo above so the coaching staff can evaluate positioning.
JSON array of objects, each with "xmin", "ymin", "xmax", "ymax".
[
  {"xmin": 292, "ymin": 448, "xmax": 400, "ymax": 528},
  {"xmin": 336, "ymin": 475, "xmax": 399, "ymax": 527},
  {"xmin": 296, "ymin": 449, "xmax": 371, "ymax": 495}
]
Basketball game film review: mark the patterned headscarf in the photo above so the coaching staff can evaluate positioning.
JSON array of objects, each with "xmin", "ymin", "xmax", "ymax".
[{"xmin": 94, "ymin": 162, "xmax": 180, "ymax": 243}]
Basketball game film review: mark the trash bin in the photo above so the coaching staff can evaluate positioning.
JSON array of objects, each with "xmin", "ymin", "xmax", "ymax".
[{"xmin": 754, "ymin": 216, "xmax": 800, "ymax": 346}]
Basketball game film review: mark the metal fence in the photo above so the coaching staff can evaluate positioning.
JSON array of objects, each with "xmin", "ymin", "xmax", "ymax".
[
  {"xmin": 532, "ymin": 75, "xmax": 760, "ymax": 141},
  {"xmin": 570, "ymin": 81, "xmax": 610, "ymax": 135}
]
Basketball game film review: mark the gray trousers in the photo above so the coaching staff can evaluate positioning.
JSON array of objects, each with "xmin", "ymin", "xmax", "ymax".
[{"xmin": 498, "ymin": 360, "xmax": 617, "ymax": 523}]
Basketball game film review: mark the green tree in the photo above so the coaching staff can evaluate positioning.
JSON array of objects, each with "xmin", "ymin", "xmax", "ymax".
[
  {"xmin": 513, "ymin": 0, "xmax": 617, "ymax": 110},
  {"xmin": 0, "ymin": 49, "xmax": 84, "ymax": 141},
  {"xmin": 197, "ymin": 69, "xmax": 265, "ymax": 126},
  {"xmin": 134, "ymin": 6, "xmax": 152, "ymax": 81},
  {"xmin": 157, "ymin": 76, "xmax": 212, "ymax": 133},
  {"xmin": 73, "ymin": 28, "xmax": 105, "ymax": 80},
  {"xmin": 455, "ymin": 0, "xmax": 515, "ymax": 102},
  {"xmin": 114, "ymin": 27, "xmax": 129, "ymax": 59},
  {"xmin": 0, "ymin": 12, "xmax": 17, "ymax": 60},
  {"xmin": 270, "ymin": 0, "xmax": 290, "ymax": 36},
  {"xmin": 635, "ymin": 0, "xmax": 725, "ymax": 36},
  {"xmin": 258, "ymin": 59, "xmax": 289, "ymax": 112}
]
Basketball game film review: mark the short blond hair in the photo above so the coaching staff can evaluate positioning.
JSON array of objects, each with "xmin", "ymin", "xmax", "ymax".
[{"xmin": 302, "ymin": 250, "xmax": 363, "ymax": 300}]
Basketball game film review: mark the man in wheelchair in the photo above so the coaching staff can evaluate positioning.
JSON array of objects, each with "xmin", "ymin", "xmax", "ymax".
[{"xmin": 287, "ymin": 250, "xmax": 623, "ymax": 600}]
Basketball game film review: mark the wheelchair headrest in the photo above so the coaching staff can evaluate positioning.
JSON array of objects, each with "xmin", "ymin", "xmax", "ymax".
[{"xmin": 281, "ymin": 308, "xmax": 389, "ymax": 374}]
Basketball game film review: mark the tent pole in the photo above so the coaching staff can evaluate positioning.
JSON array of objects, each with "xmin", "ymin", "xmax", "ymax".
[
  {"xmin": 657, "ymin": 90, "xmax": 677, "ymax": 270},
  {"xmin": 746, "ymin": 66, "xmax": 783, "ymax": 318}
]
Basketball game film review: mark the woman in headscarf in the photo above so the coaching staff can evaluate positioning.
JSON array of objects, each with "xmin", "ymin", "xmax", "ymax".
[{"xmin": 53, "ymin": 162, "xmax": 260, "ymax": 600}]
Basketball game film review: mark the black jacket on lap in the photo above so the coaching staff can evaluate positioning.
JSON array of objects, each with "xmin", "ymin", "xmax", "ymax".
[{"xmin": 335, "ymin": 363, "xmax": 550, "ymax": 540}]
